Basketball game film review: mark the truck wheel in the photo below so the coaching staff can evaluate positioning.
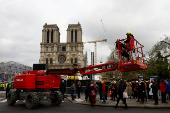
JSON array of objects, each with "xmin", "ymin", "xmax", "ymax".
[
  {"xmin": 25, "ymin": 92, "xmax": 39, "ymax": 109},
  {"xmin": 7, "ymin": 91, "xmax": 17, "ymax": 105},
  {"xmin": 51, "ymin": 91, "xmax": 62, "ymax": 105}
]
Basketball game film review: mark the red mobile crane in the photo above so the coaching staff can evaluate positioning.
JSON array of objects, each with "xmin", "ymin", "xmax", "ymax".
[{"xmin": 7, "ymin": 37, "xmax": 147, "ymax": 108}]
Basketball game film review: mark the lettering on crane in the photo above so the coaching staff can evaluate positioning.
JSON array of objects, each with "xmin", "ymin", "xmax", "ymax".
[
  {"xmin": 122, "ymin": 61, "xmax": 131, "ymax": 65},
  {"xmin": 16, "ymin": 79, "xmax": 23, "ymax": 81}
]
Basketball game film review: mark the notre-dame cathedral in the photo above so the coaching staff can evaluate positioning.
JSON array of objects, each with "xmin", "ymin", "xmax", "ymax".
[{"xmin": 39, "ymin": 22, "xmax": 87, "ymax": 69}]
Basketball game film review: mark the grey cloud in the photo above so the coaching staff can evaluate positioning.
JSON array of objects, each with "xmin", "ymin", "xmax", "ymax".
[{"xmin": 0, "ymin": 0, "xmax": 170, "ymax": 66}]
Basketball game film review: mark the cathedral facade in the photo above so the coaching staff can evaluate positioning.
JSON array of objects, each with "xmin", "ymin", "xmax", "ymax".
[{"xmin": 39, "ymin": 22, "xmax": 87, "ymax": 69}]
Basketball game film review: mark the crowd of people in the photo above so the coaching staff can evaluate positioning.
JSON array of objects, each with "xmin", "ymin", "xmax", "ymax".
[
  {"xmin": 66, "ymin": 78, "xmax": 170, "ymax": 108},
  {"xmin": 0, "ymin": 82, "xmax": 14, "ymax": 98},
  {"xmin": 2, "ymin": 78, "xmax": 170, "ymax": 108}
]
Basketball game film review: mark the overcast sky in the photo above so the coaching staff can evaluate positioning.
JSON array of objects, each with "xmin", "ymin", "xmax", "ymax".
[{"xmin": 0, "ymin": 0, "xmax": 170, "ymax": 67}]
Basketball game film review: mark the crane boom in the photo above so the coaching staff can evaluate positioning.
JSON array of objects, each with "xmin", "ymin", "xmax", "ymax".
[
  {"xmin": 83, "ymin": 39, "xmax": 107, "ymax": 44},
  {"xmin": 83, "ymin": 39, "xmax": 107, "ymax": 65}
]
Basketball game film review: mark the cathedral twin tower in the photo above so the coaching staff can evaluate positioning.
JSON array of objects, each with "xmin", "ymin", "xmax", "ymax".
[{"xmin": 39, "ymin": 22, "xmax": 87, "ymax": 69}]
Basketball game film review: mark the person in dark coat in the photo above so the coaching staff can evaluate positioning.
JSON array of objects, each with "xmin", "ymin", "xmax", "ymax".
[
  {"xmin": 137, "ymin": 79, "xmax": 145, "ymax": 103},
  {"xmin": 123, "ymin": 80, "xmax": 127, "ymax": 91},
  {"xmin": 98, "ymin": 81, "xmax": 103, "ymax": 100},
  {"xmin": 113, "ymin": 81, "xmax": 118, "ymax": 100},
  {"xmin": 110, "ymin": 82, "xmax": 114, "ymax": 100},
  {"xmin": 146, "ymin": 81, "xmax": 150, "ymax": 101},
  {"xmin": 152, "ymin": 79, "xmax": 158, "ymax": 105},
  {"xmin": 104, "ymin": 81, "xmax": 108, "ymax": 100},
  {"xmin": 6, "ymin": 83, "xmax": 11, "ymax": 98},
  {"xmin": 141, "ymin": 80, "xmax": 145, "ymax": 103},
  {"xmin": 166, "ymin": 79, "xmax": 170, "ymax": 100},
  {"xmin": 132, "ymin": 81, "xmax": 135, "ymax": 99},
  {"xmin": 77, "ymin": 81, "xmax": 82, "ymax": 98},
  {"xmin": 85, "ymin": 82, "xmax": 90, "ymax": 101},
  {"xmin": 115, "ymin": 81, "xmax": 128, "ymax": 109},
  {"xmin": 60, "ymin": 80, "xmax": 66, "ymax": 102},
  {"xmin": 134, "ymin": 81, "xmax": 138, "ymax": 99}
]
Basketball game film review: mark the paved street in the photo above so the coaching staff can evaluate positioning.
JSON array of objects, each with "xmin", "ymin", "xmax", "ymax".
[
  {"xmin": 0, "ymin": 93, "xmax": 170, "ymax": 113},
  {"xmin": 0, "ymin": 98, "xmax": 170, "ymax": 113}
]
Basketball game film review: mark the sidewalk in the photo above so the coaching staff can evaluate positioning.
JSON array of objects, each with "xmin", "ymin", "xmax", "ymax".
[
  {"xmin": 67, "ymin": 94, "xmax": 170, "ymax": 109},
  {"xmin": 0, "ymin": 91, "xmax": 6, "ymax": 101},
  {"xmin": 0, "ymin": 91, "xmax": 5, "ymax": 96}
]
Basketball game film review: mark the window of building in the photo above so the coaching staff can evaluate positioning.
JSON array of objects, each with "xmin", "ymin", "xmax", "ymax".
[
  {"xmin": 75, "ymin": 58, "xmax": 77, "ymax": 63},
  {"xmin": 51, "ymin": 30, "xmax": 53, "ymax": 43},
  {"xmin": 71, "ymin": 30, "xmax": 73, "ymax": 42},
  {"xmin": 46, "ymin": 47, "xmax": 48, "ymax": 51},
  {"xmin": 57, "ymin": 45, "xmax": 66, "ymax": 52},
  {"xmin": 62, "ymin": 46, "xmax": 66, "ymax": 51},
  {"xmin": 75, "ymin": 30, "xmax": 77, "ymax": 42},
  {"xmin": 71, "ymin": 46, "xmax": 73, "ymax": 51},
  {"xmin": 75, "ymin": 46, "xmax": 77, "ymax": 51},
  {"xmin": 57, "ymin": 45, "xmax": 61, "ymax": 52},
  {"xmin": 46, "ymin": 58, "xmax": 48, "ymax": 64},
  {"xmin": 51, "ymin": 46, "xmax": 53, "ymax": 51},
  {"xmin": 50, "ymin": 58, "xmax": 53, "ymax": 64},
  {"xmin": 47, "ymin": 30, "xmax": 49, "ymax": 43},
  {"xmin": 71, "ymin": 58, "xmax": 73, "ymax": 64}
]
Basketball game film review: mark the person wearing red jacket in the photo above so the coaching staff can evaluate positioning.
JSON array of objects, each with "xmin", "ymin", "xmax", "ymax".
[
  {"xmin": 124, "ymin": 31, "xmax": 135, "ymax": 50},
  {"xmin": 90, "ymin": 82, "xmax": 96, "ymax": 105},
  {"xmin": 93, "ymin": 82, "xmax": 97, "ymax": 90},
  {"xmin": 102, "ymin": 82, "xmax": 106, "ymax": 104},
  {"xmin": 159, "ymin": 79, "xmax": 167, "ymax": 103},
  {"xmin": 93, "ymin": 82, "xmax": 97, "ymax": 97},
  {"xmin": 124, "ymin": 31, "xmax": 136, "ymax": 60}
]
